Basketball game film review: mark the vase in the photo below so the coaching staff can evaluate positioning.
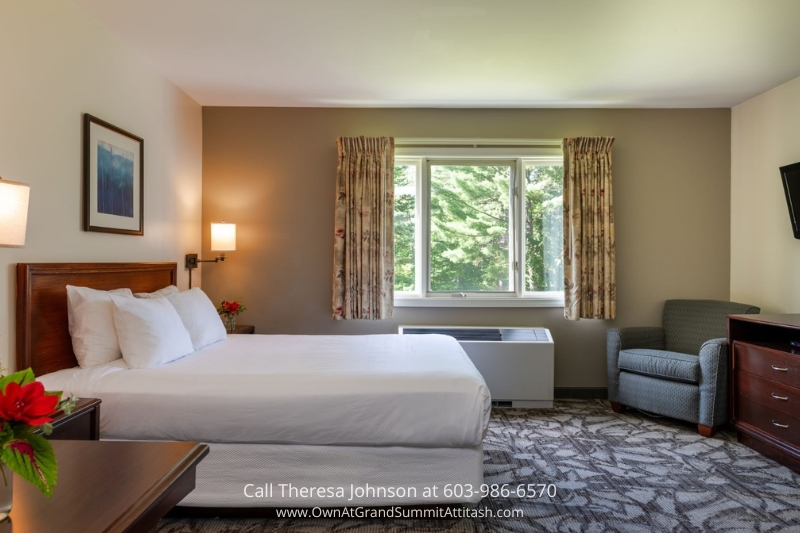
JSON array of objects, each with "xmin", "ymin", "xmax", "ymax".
[
  {"xmin": 226, "ymin": 315, "xmax": 236, "ymax": 333},
  {"xmin": 0, "ymin": 469, "xmax": 11, "ymax": 522}
]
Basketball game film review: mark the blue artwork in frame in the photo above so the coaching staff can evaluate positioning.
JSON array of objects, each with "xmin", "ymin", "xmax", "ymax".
[
  {"xmin": 96, "ymin": 141, "xmax": 134, "ymax": 218},
  {"xmin": 83, "ymin": 114, "xmax": 144, "ymax": 235}
]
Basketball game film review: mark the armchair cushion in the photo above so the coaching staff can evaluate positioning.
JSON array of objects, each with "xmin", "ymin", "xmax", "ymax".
[{"xmin": 618, "ymin": 349, "xmax": 701, "ymax": 384}]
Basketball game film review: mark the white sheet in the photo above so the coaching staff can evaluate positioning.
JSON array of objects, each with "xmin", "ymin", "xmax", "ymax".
[{"xmin": 39, "ymin": 334, "xmax": 491, "ymax": 448}]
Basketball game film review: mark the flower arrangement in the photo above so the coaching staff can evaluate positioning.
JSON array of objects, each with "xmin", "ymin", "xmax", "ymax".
[
  {"xmin": 217, "ymin": 300, "xmax": 247, "ymax": 333},
  {"xmin": 0, "ymin": 368, "xmax": 77, "ymax": 498}
]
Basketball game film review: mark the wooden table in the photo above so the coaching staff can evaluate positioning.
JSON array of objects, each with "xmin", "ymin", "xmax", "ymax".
[{"xmin": 6, "ymin": 440, "xmax": 208, "ymax": 533}]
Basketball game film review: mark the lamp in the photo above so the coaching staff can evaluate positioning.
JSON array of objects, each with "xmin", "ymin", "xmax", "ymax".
[
  {"xmin": 0, "ymin": 177, "xmax": 31, "ymax": 247},
  {"xmin": 185, "ymin": 221, "xmax": 236, "ymax": 288},
  {"xmin": 210, "ymin": 222, "xmax": 236, "ymax": 253}
]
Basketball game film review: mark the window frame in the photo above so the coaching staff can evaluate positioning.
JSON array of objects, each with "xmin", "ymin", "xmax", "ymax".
[{"xmin": 394, "ymin": 145, "xmax": 564, "ymax": 308}]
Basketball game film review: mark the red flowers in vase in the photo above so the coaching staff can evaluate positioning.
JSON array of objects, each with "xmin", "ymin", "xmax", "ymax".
[
  {"xmin": 218, "ymin": 300, "xmax": 247, "ymax": 317},
  {"xmin": 0, "ymin": 369, "xmax": 77, "ymax": 497},
  {"xmin": 217, "ymin": 300, "xmax": 247, "ymax": 333}
]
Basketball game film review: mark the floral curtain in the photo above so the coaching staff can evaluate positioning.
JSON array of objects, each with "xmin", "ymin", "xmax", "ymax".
[
  {"xmin": 562, "ymin": 137, "xmax": 616, "ymax": 320},
  {"xmin": 332, "ymin": 136, "xmax": 395, "ymax": 320}
]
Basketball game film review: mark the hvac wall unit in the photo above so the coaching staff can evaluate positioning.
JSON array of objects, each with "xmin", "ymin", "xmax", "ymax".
[{"xmin": 399, "ymin": 326, "xmax": 554, "ymax": 408}]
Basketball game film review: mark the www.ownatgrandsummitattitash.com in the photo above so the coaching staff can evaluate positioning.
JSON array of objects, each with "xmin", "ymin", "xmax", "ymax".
[{"xmin": 274, "ymin": 506, "xmax": 524, "ymax": 519}]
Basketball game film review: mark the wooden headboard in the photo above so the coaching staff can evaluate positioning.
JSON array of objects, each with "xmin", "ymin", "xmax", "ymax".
[{"xmin": 16, "ymin": 262, "xmax": 177, "ymax": 375}]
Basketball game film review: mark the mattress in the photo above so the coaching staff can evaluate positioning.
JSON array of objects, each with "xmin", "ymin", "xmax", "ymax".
[
  {"xmin": 39, "ymin": 334, "xmax": 492, "ymax": 448},
  {"xmin": 178, "ymin": 442, "xmax": 485, "ymax": 507}
]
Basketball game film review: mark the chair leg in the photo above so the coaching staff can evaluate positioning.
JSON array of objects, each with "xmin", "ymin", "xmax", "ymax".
[
  {"xmin": 610, "ymin": 401, "xmax": 626, "ymax": 413},
  {"xmin": 697, "ymin": 424, "xmax": 716, "ymax": 437}
]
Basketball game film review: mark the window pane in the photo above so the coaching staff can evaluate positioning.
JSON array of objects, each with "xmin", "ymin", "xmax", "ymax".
[
  {"xmin": 394, "ymin": 164, "xmax": 416, "ymax": 292},
  {"xmin": 524, "ymin": 165, "xmax": 564, "ymax": 292},
  {"xmin": 429, "ymin": 164, "xmax": 512, "ymax": 292}
]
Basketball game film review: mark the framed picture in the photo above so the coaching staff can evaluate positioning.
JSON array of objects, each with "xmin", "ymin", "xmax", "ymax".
[{"xmin": 83, "ymin": 114, "xmax": 144, "ymax": 235}]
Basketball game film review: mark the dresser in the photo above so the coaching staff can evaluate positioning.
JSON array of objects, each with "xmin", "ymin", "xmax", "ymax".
[{"xmin": 729, "ymin": 314, "xmax": 800, "ymax": 473}]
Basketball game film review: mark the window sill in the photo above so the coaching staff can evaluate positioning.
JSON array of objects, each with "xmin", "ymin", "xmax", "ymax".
[{"xmin": 394, "ymin": 296, "xmax": 564, "ymax": 308}]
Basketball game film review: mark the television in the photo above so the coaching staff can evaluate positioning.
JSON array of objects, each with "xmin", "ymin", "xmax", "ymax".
[{"xmin": 780, "ymin": 161, "xmax": 800, "ymax": 239}]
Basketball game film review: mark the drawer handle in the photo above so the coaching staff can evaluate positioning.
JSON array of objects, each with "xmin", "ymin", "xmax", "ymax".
[
  {"xmin": 771, "ymin": 365, "xmax": 789, "ymax": 372},
  {"xmin": 771, "ymin": 393, "xmax": 789, "ymax": 401},
  {"xmin": 772, "ymin": 420, "xmax": 789, "ymax": 429}
]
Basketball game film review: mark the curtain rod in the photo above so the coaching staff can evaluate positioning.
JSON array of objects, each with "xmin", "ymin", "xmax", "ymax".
[{"xmin": 394, "ymin": 137, "xmax": 562, "ymax": 147}]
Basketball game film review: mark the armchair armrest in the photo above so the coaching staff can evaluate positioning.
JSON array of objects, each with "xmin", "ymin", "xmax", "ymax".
[
  {"xmin": 698, "ymin": 338, "xmax": 729, "ymax": 427},
  {"xmin": 607, "ymin": 327, "xmax": 665, "ymax": 402}
]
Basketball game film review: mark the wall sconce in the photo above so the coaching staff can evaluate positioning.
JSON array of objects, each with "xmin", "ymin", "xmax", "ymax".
[
  {"xmin": 185, "ymin": 221, "xmax": 236, "ymax": 288},
  {"xmin": 0, "ymin": 177, "xmax": 31, "ymax": 247}
]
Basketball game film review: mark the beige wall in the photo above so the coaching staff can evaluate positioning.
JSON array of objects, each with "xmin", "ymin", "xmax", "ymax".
[
  {"xmin": 202, "ymin": 107, "xmax": 731, "ymax": 388},
  {"xmin": 731, "ymin": 75, "xmax": 800, "ymax": 312},
  {"xmin": 0, "ymin": 0, "xmax": 203, "ymax": 370}
]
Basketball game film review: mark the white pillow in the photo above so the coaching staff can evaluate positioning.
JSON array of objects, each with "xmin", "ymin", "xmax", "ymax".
[
  {"xmin": 66, "ymin": 285, "xmax": 134, "ymax": 368},
  {"xmin": 110, "ymin": 295, "xmax": 195, "ymax": 369},
  {"xmin": 134, "ymin": 285, "xmax": 179, "ymax": 299},
  {"xmin": 166, "ymin": 288, "xmax": 228, "ymax": 350}
]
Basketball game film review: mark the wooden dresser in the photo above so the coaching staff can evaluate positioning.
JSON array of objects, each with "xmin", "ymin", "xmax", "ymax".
[{"xmin": 729, "ymin": 314, "xmax": 800, "ymax": 473}]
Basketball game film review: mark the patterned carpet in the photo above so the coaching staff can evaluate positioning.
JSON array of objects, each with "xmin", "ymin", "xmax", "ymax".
[{"xmin": 156, "ymin": 400, "xmax": 800, "ymax": 533}]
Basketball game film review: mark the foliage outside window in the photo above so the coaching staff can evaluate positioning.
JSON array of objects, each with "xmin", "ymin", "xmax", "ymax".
[
  {"xmin": 394, "ymin": 147, "xmax": 564, "ymax": 306},
  {"xmin": 394, "ymin": 164, "xmax": 417, "ymax": 292}
]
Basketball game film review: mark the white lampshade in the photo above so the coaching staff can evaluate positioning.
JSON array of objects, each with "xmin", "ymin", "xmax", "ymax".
[
  {"xmin": 211, "ymin": 222, "xmax": 236, "ymax": 252},
  {"xmin": 0, "ymin": 179, "xmax": 31, "ymax": 247}
]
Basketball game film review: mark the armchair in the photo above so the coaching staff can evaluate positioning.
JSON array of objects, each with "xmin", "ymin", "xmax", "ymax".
[{"xmin": 607, "ymin": 299, "xmax": 760, "ymax": 437}]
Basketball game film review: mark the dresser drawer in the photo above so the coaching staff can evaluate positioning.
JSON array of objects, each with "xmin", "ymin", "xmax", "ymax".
[
  {"xmin": 738, "ymin": 400, "xmax": 800, "ymax": 447},
  {"xmin": 736, "ymin": 371, "xmax": 799, "ymax": 419},
  {"xmin": 734, "ymin": 342, "xmax": 800, "ymax": 389}
]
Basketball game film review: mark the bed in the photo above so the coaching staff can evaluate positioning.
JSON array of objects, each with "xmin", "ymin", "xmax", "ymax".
[{"xmin": 17, "ymin": 262, "xmax": 491, "ymax": 508}]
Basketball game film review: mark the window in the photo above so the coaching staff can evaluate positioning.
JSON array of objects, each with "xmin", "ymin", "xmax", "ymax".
[{"xmin": 394, "ymin": 143, "xmax": 564, "ymax": 307}]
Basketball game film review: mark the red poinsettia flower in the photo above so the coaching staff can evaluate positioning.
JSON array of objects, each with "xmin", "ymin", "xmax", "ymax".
[
  {"xmin": 223, "ymin": 301, "xmax": 240, "ymax": 313},
  {"xmin": 0, "ymin": 381, "xmax": 59, "ymax": 426}
]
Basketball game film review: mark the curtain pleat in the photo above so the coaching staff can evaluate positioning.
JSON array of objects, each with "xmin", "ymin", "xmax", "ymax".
[
  {"xmin": 562, "ymin": 137, "xmax": 616, "ymax": 320},
  {"xmin": 332, "ymin": 136, "xmax": 395, "ymax": 320}
]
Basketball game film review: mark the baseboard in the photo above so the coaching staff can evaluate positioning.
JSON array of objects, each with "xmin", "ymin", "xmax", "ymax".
[{"xmin": 554, "ymin": 387, "xmax": 608, "ymax": 400}]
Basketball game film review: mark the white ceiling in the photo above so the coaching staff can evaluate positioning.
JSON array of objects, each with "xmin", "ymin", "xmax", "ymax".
[{"xmin": 73, "ymin": 0, "xmax": 800, "ymax": 108}]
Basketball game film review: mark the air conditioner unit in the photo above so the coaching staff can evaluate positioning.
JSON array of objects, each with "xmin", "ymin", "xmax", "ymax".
[{"xmin": 399, "ymin": 326, "xmax": 554, "ymax": 408}]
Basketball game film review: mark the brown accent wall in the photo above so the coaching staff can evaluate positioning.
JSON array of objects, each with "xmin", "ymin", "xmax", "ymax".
[{"xmin": 201, "ymin": 108, "xmax": 731, "ymax": 388}]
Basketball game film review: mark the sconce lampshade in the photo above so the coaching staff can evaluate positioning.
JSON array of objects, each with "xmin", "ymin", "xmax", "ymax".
[
  {"xmin": 0, "ymin": 178, "xmax": 31, "ymax": 247},
  {"xmin": 210, "ymin": 222, "xmax": 236, "ymax": 252}
]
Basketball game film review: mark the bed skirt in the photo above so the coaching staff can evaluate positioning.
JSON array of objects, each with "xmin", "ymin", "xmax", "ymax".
[{"xmin": 178, "ymin": 442, "xmax": 485, "ymax": 507}]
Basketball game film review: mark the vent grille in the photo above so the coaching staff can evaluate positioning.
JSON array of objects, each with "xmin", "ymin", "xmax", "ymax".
[
  {"xmin": 402, "ymin": 327, "xmax": 549, "ymax": 342},
  {"xmin": 402, "ymin": 328, "xmax": 502, "ymax": 341}
]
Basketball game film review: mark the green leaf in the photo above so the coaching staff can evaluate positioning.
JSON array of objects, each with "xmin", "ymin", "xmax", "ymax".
[
  {"xmin": 57, "ymin": 395, "xmax": 78, "ymax": 416},
  {"xmin": 1, "ymin": 434, "xmax": 57, "ymax": 497},
  {"xmin": 0, "ymin": 368, "xmax": 36, "ymax": 393}
]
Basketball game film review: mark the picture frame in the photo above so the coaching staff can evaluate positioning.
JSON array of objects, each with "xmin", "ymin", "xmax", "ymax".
[{"xmin": 83, "ymin": 114, "xmax": 144, "ymax": 235}]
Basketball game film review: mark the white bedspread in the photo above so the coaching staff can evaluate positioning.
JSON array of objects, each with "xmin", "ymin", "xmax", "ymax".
[{"xmin": 39, "ymin": 334, "xmax": 491, "ymax": 448}]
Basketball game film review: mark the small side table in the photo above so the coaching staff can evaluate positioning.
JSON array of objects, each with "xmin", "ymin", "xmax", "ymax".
[
  {"xmin": 36, "ymin": 398, "xmax": 101, "ymax": 441},
  {"xmin": 230, "ymin": 324, "xmax": 255, "ymax": 334}
]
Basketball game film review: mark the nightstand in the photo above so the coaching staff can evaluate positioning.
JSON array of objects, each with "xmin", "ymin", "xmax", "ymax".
[
  {"xmin": 37, "ymin": 398, "xmax": 101, "ymax": 441},
  {"xmin": 231, "ymin": 324, "xmax": 255, "ymax": 334}
]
